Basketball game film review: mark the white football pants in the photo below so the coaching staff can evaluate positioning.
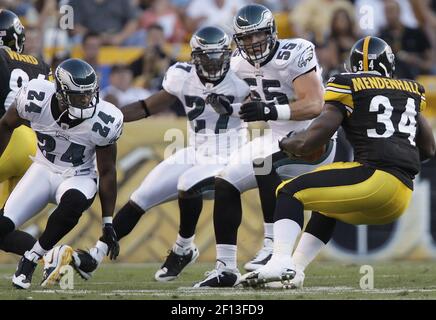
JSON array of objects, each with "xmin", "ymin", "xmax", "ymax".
[{"xmin": 3, "ymin": 162, "xmax": 97, "ymax": 227}]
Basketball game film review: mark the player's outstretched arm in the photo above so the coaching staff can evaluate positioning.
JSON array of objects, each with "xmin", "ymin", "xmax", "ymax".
[
  {"xmin": 416, "ymin": 113, "xmax": 436, "ymax": 161},
  {"xmin": 96, "ymin": 142, "xmax": 120, "ymax": 260},
  {"xmin": 279, "ymin": 104, "xmax": 343, "ymax": 157},
  {"xmin": 121, "ymin": 90, "xmax": 178, "ymax": 122},
  {"xmin": 0, "ymin": 101, "xmax": 27, "ymax": 157}
]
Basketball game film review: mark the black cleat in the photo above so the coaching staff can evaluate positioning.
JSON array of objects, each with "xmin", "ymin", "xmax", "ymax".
[
  {"xmin": 155, "ymin": 245, "xmax": 199, "ymax": 282},
  {"xmin": 12, "ymin": 256, "xmax": 37, "ymax": 289},
  {"xmin": 71, "ymin": 249, "xmax": 98, "ymax": 280}
]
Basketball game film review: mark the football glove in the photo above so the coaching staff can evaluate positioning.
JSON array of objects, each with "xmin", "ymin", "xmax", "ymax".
[
  {"xmin": 239, "ymin": 101, "xmax": 278, "ymax": 122},
  {"xmin": 102, "ymin": 223, "xmax": 119, "ymax": 260},
  {"xmin": 205, "ymin": 93, "xmax": 233, "ymax": 115}
]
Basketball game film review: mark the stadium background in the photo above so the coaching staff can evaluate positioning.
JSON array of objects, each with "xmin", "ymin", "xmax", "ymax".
[{"xmin": 1, "ymin": 0, "xmax": 436, "ymax": 265}]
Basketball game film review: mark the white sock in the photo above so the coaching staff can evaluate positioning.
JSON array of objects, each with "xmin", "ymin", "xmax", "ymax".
[
  {"xmin": 216, "ymin": 244, "xmax": 237, "ymax": 270},
  {"xmin": 264, "ymin": 223, "xmax": 274, "ymax": 240},
  {"xmin": 272, "ymin": 219, "xmax": 302, "ymax": 259},
  {"xmin": 91, "ymin": 240, "xmax": 108, "ymax": 264},
  {"xmin": 293, "ymin": 232, "xmax": 326, "ymax": 271},
  {"xmin": 173, "ymin": 234, "xmax": 195, "ymax": 255},
  {"xmin": 25, "ymin": 241, "xmax": 47, "ymax": 262}
]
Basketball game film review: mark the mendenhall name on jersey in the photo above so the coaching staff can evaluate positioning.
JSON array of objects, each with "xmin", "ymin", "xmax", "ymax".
[
  {"xmin": 231, "ymin": 38, "xmax": 321, "ymax": 137},
  {"xmin": 163, "ymin": 62, "xmax": 250, "ymax": 141},
  {"xmin": 15, "ymin": 78, "xmax": 123, "ymax": 177}
]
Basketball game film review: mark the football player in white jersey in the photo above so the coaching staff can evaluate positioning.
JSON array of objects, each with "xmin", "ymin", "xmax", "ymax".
[
  {"xmin": 67, "ymin": 26, "xmax": 251, "ymax": 282},
  {"xmin": 193, "ymin": 4, "xmax": 337, "ymax": 287},
  {"xmin": 0, "ymin": 58, "xmax": 123, "ymax": 289}
]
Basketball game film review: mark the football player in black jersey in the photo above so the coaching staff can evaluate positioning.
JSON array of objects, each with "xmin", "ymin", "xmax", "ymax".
[
  {"xmin": 240, "ymin": 36, "xmax": 435, "ymax": 289},
  {"xmin": 0, "ymin": 9, "xmax": 52, "ymax": 266},
  {"xmin": 0, "ymin": 9, "xmax": 52, "ymax": 206}
]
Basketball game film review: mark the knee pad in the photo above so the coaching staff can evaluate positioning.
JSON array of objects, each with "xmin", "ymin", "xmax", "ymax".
[
  {"xmin": 178, "ymin": 176, "xmax": 215, "ymax": 199},
  {"xmin": 0, "ymin": 213, "xmax": 15, "ymax": 238},
  {"xmin": 59, "ymin": 189, "xmax": 94, "ymax": 214},
  {"xmin": 215, "ymin": 177, "xmax": 240, "ymax": 201},
  {"xmin": 53, "ymin": 189, "xmax": 94, "ymax": 226}
]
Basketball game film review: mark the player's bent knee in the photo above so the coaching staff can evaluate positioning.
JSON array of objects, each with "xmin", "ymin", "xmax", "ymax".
[
  {"xmin": 178, "ymin": 189, "xmax": 201, "ymax": 199},
  {"xmin": 58, "ymin": 189, "xmax": 94, "ymax": 215},
  {"xmin": 129, "ymin": 190, "xmax": 152, "ymax": 212},
  {"xmin": 0, "ymin": 213, "xmax": 15, "ymax": 238},
  {"xmin": 215, "ymin": 177, "xmax": 240, "ymax": 198}
]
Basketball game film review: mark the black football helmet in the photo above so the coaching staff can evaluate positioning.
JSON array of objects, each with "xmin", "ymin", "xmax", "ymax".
[
  {"xmin": 347, "ymin": 36, "xmax": 395, "ymax": 77},
  {"xmin": 55, "ymin": 59, "xmax": 99, "ymax": 119},
  {"xmin": 0, "ymin": 9, "xmax": 25, "ymax": 53},
  {"xmin": 233, "ymin": 4, "xmax": 277, "ymax": 64},
  {"xmin": 190, "ymin": 26, "xmax": 232, "ymax": 82}
]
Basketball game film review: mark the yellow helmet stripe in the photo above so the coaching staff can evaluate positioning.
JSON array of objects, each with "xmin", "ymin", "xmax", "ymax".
[{"xmin": 363, "ymin": 36, "xmax": 371, "ymax": 71}]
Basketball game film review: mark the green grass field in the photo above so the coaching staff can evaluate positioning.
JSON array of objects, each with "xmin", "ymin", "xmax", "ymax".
[{"xmin": 0, "ymin": 261, "xmax": 435, "ymax": 300}]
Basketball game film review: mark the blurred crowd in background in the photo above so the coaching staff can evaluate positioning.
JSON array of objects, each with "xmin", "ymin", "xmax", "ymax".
[{"xmin": 2, "ymin": 0, "xmax": 436, "ymax": 115}]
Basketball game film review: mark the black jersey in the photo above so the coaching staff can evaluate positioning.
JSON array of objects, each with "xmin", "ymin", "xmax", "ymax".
[
  {"xmin": 324, "ymin": 72, "xmax": 426, "ymax": 189},
  {"xmin": 0, "ymin": 48, "xmax": 51, "ymax": 117}
]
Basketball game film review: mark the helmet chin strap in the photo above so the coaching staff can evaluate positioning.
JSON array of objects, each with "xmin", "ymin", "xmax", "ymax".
[
  {"xmin": 54, "ymin": 108, "xmax": 69, "ymax": 123},
  {"xmin": 13, "ymin": 33, "xmax": 22, "ymax": 53}
]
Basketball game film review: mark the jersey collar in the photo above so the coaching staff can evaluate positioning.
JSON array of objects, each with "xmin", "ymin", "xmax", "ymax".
[{"xmin": 50, "ymin": 95, "xmax": 85, "ymax": 129}]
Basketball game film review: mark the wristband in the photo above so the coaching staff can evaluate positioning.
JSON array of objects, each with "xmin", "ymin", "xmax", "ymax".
[
  {"xmin": 275, "ymin": 104, "xmax": 291, "ymax": 120},
  {"xmin": 141, "ymin": 100, "xmax": 150, "ymax": 118},
  {"xmin": 103, "ymin": 216, "xmax": 113, "ymax": 225},
  {"xmin": 230, "ymin": 103, "xmax": 242, "ymax": 114}
]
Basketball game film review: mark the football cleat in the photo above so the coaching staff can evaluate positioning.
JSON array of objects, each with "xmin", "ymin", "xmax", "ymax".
[
  {"xmin": 240, "ymin": 258, "xmax": 296, "ymax": 288},
  {"xmin": 71, "ymin": 249, "xmax": 99, "ymax": 280},
  {"xmin": 193, "ymin": 261, "xmax": 241, "ymax": 288},
  {"xmin": 283, "ymin": 268, "xmax": 305, "ymax": 289},
  {"xmin": 260, "ymin": 269, "xmax": 305, "ymax": 289},
  {"xmin": 243, "ymin": 238, "xmax": 273, "ymax": 271},
  {"xmin": 12, "ymin": 256, "xmax": 38, "ymax": 289},
  {"xmin": 41, "ymin": 245, "xmax": 74, "ymax": 287},
  {"xmin": 155, "ymin": 245, "xmax": 199, "ymax": 282}
]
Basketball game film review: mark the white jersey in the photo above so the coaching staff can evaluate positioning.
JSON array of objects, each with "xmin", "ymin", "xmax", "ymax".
[
  {"xmin": 163, "ymin": 62, "xmax": 249, "ymax": 150},
  {"xmin": 15, "ymin": 78, "xmax": 123, "ymax": 177},
  {"xmin": 231, "ymin": 38, "xmax": 320, "ymax": 138}
]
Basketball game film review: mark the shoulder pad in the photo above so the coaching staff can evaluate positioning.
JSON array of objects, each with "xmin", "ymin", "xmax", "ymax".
[
  {"xmin": 92, "ymin": 101, "xmax": 124, "ymax": 146},
  {"xmin": 162, "ymin": 62, "xmax": 193, "ymax": 96}
]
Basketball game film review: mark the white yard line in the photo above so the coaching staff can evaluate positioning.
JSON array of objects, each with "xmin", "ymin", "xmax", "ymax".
[{"xmin": 27, "ymin": 286, "xmax": 436, "ymax": 297}]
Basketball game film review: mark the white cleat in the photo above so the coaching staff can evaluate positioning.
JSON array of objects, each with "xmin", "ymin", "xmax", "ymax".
[
  {"xmin": 41, "ymin": 245, "xmax": 74, "ymax": 287},
  {"xmin": 263, "ymin": 269, "xmax": 305, "ymax": 289},
  {"xmin": 243, "ymin": 238, "xmax": 273, "ymax": 272},
  {"xmin": 240, "ymin": 258, "xmax": 296, "ymax": 288},
  {"xmin": 283, "ymin": 269, "xmax": 305, "ymax": 289}
]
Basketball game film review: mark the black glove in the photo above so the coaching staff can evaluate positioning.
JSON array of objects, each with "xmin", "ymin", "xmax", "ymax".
[
  {"xmin": 102, "ymin": 223, "xmax": 119, "ymax": 260},
  {"xmin": 239, "ymin": 101, "xmax": 278, "ymax": 122},
  {"xmin": 205, "ymin": 93, "xmax": 233, "ymax": 115}
]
